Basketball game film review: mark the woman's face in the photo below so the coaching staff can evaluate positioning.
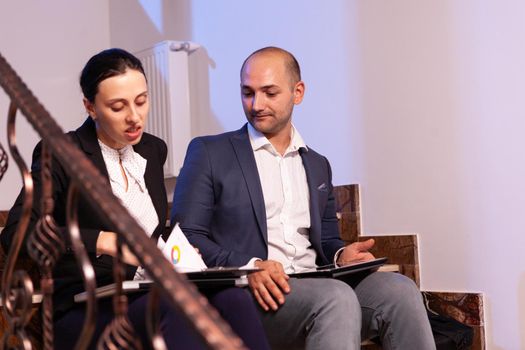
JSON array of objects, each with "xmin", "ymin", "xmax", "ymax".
[{"xmin": 84, "ymin": 68, "xmax": 149, "ymax": 149}]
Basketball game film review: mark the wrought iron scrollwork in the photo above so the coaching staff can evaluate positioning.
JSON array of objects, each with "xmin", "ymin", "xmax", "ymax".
[
  {"xmin": 0, "ymin": 142, "xmax": 7, "ymax": 182},
  {"xmin": 97, "ymin": 238, "xmax": 142, "ymax": 350},
  {"xmin": 1, "ymin": 103, "xmax": 35, "ymax": 350},
  {"xmin": 66, "ymin": 185, "xmax": 97, "ymax": 350},
  {"xmin": 26, "ymin": 141, "xmax": 65, "ymax": 350}
]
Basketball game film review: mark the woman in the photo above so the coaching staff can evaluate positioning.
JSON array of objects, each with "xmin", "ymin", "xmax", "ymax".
[{"xmin": 1, "ymin": 48, "xmax": 269, "ymax": 350}]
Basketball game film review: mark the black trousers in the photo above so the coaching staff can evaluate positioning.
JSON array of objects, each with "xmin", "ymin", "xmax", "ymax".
[{"xmin": 54, "ymin": 287, "xmax": 270, "ymax": 350}]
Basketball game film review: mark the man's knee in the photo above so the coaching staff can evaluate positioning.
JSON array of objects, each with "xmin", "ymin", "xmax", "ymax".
[
  {"xmin": 358, "ymin": 272, "xmax": 424, "ymax": 310},
  {"xmin": 380, "ymin": 273, "xmax": 422, "ymax": 304},
  {"xmin": 297, "ymin": 278, "xmax": 361, "ymax": 323},
  {"xmin": 289, "ymin": 279, "xmax": 362, "ymax": 340},
  {"xmin": 324, "ymin": 279, "xmax": 360, "ymax": 307}
]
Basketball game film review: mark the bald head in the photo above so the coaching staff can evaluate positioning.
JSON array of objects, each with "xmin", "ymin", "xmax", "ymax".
[
  {"xmin": 239, "ymin": 46, "xmax": 305, "ymax": 147},
  {"xmin": 240, "ymin": 47, "xmax": 301, "ymax": 89}
]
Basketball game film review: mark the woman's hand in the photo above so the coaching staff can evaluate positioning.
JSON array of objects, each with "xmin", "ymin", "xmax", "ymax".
[
  {"xmin": 96, "ymin": 231, "xmax": 140, "ymax": 266},
  {"xmin": 193, "ymin": 246, "xmax": 202, "ymax": 257}
]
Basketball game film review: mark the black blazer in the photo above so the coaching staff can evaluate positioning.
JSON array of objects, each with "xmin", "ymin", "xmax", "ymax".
[
  {"xmin": 1, "ymin": 118, "xmax": 168, "ymax": 318},
  {"xmin": 172, "ymin": 124, "xmax": 343, "ymax": 268}
]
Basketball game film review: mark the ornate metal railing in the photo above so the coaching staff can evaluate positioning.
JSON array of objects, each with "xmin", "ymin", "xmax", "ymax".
[{"xmin": 0, "ymin": 51, "xmax": 245, "ymax": 349}]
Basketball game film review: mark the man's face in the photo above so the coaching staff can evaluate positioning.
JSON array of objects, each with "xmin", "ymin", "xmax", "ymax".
[{"xmin": 241, "ymin": 53, "xmax": 304, "ymax": 140}]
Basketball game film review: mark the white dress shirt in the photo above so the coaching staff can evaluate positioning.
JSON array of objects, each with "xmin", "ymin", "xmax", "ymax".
[
  {"xmin": 98, "ymin": 140, "xmax": 159, "ymax": 280},
  {"xmin": 247, "ymin": 123, "xmax": 317, "ymax": 273}
]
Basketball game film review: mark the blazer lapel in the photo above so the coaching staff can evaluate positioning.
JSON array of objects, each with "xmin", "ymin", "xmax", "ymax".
[
  {"xmin": 300, "ymin": 148, "xmax": 322, "ymax": 252},
  {"xmin": 229, "ymin": 126, "xmax": 268, "ymax": 243},
  {"xmin": 75, "ymin": 118, "xmax": 110, "ymax": 179}
]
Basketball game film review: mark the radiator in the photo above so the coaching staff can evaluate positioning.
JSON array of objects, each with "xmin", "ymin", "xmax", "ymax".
[{"xmin": 134, "ymin": 41, "xmax": 200, "ymax": 177}]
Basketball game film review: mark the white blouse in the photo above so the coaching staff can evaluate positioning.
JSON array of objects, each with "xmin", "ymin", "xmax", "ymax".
[{"xmin": 98, "ymin": 140, "xmax": 159, "ymax": 280}]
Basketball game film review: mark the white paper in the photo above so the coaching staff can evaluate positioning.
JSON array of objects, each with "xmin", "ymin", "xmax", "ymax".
[{"xmin": 159, "ymin": 223, "xmax": 208, "ymax": 272}]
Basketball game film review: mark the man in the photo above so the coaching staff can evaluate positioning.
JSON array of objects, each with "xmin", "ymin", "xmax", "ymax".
[{"xmin": 172, "ymin": 47, "xmax": 435, "ymax": 349}]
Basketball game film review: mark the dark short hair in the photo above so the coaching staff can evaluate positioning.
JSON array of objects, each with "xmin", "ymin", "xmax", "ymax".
[
  {"xmin": 240, "ymin": 46, "xmax": 301, "ymax": 86},
  {"xmin": 80, "ymin": 48, "xmax": 145, "ymax": 102}
]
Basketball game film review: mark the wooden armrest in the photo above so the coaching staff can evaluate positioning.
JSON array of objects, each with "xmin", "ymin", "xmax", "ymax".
[{"xmin": 378, "ymin": 264, "xmax": 400, "ymax": 273}]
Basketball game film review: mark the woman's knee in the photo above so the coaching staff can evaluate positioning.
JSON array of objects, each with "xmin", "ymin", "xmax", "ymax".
[{"xmin": 208, "ymin": 287, "xmax": 254, "ymax": 311}]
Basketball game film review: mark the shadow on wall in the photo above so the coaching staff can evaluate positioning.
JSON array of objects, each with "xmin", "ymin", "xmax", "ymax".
[
  {"xmin": 134, "ymin": 0, "xmax": 224, "ymax": 137},
  {"xmin": 352, "ymin": 1, "xmax": 473, "ymax": 287},
  {"xmin": 112, "ymin": 1, "xmax": 224, "ymax": 139},
  {"xmin": 163, "ymin": 46, "xmax": 223, "ymax": 202},
  {"xmin": 111, "ymin": 0, "xmax": 192, "ymax": 53},
  {"xmin": 188, "ymin": 47, "xmax": 224, "ymax": 137}
]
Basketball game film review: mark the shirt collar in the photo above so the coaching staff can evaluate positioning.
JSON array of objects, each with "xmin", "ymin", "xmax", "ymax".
[
  {"xmin": 98, "ymin": 139, "xmax": 147, "ymax": 191},
  {"xmin": 247, "ymin": 123, "xmax": 308, "ymax": 154}
]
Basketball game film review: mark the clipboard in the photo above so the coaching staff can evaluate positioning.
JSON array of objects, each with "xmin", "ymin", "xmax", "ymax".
[
  {"xmin": 185, "ymin": 266, "xmax": 258, "ymax": 280},
  {"xmin": 74, "ymin": 268, "xmax": 258, "ymax": 303},
  {"xmin": 288, "ymin": 257, "xmax": 388, "ymax": 279}
]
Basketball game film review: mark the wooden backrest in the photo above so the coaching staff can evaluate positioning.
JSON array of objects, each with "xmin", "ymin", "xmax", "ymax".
[
  {"xmin": 333, "ymin": 184, "xmax": 420, "ymax": 286},
  {"xmin": 333, "ymin": 184, "xmax": 362, "ymax": 243}
]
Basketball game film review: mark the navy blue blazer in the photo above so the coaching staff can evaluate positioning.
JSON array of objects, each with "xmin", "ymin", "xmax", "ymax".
[{"xmin": 171, "ymin": 124, "xmax": 344, "ymax": 268}]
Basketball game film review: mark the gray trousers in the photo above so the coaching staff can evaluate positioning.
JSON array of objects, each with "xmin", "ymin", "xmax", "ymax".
[{"xmin": 255, "ymin": 272, "xmax": 436, "ymax": 350}]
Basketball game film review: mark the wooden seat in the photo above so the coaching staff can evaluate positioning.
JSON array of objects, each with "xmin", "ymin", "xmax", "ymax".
[{"xmin": 333, "ymin": 184, "xmax": 485, "ymax": 350}]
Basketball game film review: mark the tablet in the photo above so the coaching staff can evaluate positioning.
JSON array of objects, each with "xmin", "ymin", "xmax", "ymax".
[{"xmin": 289, "ymin": 257, "xmax": 388, "ymax": 279}]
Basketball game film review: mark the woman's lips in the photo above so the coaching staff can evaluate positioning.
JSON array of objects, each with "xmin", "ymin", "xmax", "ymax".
[{"xmin": 125, "ymin": 126, "xmax": 142, "ymax": 141}]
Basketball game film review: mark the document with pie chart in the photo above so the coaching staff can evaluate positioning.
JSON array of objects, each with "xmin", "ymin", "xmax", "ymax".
[{"xmin": 160, "ymin": 223, "xmax": 208, "ymax": 272}]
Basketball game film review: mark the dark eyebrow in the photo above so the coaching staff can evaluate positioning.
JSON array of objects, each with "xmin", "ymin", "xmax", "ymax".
[
  {"xmin": 106, "ymin": 91, "xmax": 148, "ymax": 104},
  {"xmin": 241, "ymin": 84, "xmax": 280, "ymax": 90},
  {"xmin": 107, "ymin": 98, "xmax": 126, "ymax": 104}
]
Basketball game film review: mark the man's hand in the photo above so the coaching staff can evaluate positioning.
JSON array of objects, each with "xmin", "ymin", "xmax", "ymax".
[
  {"xmin": 248, "ymin": 260, "xmax": 290, "ymax": 312},
  {"xmin": 337, "ymin": 238, "xmax": 376, "ymax": 265}
]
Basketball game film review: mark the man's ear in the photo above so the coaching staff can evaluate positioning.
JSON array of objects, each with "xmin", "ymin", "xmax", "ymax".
[
  {"xmin": 83, "ymin": 98, "xmax": 97, "ymax": 120},
  {"xmin": 293, "ymin": 81, "xmax": 305, "ymax": 105}
]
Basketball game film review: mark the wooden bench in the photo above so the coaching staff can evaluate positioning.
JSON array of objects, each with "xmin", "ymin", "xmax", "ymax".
[
  {"xmin": 1, "ymin": 183, "xmax": 486, "ymax": 349},
  {"xmin": 333, "ymin": 184, "xmax": 485, "ymax": 350}
]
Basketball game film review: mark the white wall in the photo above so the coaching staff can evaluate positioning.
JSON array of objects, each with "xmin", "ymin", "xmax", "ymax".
[
  {"xmin": 186, "ymin": 1, "xmax": 523, "ymax": 349},
  {"xmin": 0, "ymin": 0, "xmax": 110, "ymax": 209},
  {"xmin": 355, "ymin": 2, "xmax": 525, "ymax": 349}
]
